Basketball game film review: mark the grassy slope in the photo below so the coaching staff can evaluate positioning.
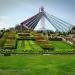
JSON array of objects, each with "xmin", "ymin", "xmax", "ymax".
[
  {"xmin": 16, "ymin": 40, "xmax": 25, "ymax": 52},
  {"xmin": 17, "ymin": 40, "xmax": 43, "ymax": 52},
  {"xmin": 49, "ymin": 41, "xmax": 74, "ymax": 49},
  {"xmin": 0, "ymin": 55, "xmax": 75, "ymax": 75}
]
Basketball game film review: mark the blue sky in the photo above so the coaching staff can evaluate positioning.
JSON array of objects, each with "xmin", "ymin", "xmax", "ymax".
[{"xmin": 0, "ymin": 0, "xmax": 75, "ymax": 30}]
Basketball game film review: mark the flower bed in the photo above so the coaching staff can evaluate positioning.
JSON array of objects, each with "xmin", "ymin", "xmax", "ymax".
[
  {"xmin": 4, "ymin": 32, "xmax": 16, "ymax": 49},
  {"xmin": 17, "ymin": 32, "xmax": 34, "ymax": 40},
  {"xmin": 34, "ymin": 33, "xmax": 54, "ymax": 51},
  {"xmin": 40, "ymin": 44, "xmax": 54, "ymax": 50}
]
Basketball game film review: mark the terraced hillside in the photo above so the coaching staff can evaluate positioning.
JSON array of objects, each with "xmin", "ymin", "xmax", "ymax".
[
  {"xmin": 16, "ymin": 32, "xmax": 75, "ymax": 53},
  {"xmin": 0, "ymin": 30, "xmax": 75, "ymax": 54},
  {"xmin": 0, "ymin": 30, "xmax": 75, "ymax": 75}
]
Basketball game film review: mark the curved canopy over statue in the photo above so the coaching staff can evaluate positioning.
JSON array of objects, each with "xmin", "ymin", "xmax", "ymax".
[{"xmin": 20, "ymin": 7, "xmax": 73, "ymax": 32}]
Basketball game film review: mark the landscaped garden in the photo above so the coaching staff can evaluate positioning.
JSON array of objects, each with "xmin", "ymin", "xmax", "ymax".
[
  {"xmin": 0, "ymin": 30, "xmax": 75, "ymax": 75},
  {"xmin": 0, "ymin": 30, "xmax": 75, "ymax": 54}
]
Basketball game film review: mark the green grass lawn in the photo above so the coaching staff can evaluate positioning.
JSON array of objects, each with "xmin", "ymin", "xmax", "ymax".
[
  {"xmin": 0, "ymin": 55, "xmax": 75, "ymax": 75},
  {"xmin": 49, "ymin": 41, "xmax": 74, "ymax": 49}
]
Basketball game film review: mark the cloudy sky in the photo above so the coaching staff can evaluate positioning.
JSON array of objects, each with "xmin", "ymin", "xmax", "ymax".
[{"xmin": 0, "ymin": 0, "xmax": 75, "ymax": 30}]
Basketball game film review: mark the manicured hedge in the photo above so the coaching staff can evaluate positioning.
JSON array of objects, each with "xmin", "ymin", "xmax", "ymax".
[
  {"xmin": 49, "ymin": 38, "xmax": 62, "ymax": 41},
  {"xmin": 0, "ymin": 32, "xmax": 7, "ymax": 47}
]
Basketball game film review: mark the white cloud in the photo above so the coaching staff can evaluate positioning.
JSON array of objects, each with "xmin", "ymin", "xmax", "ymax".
[{"xmin": 0, "ymin": 16, "xmax": 11, "ymax": 29}]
